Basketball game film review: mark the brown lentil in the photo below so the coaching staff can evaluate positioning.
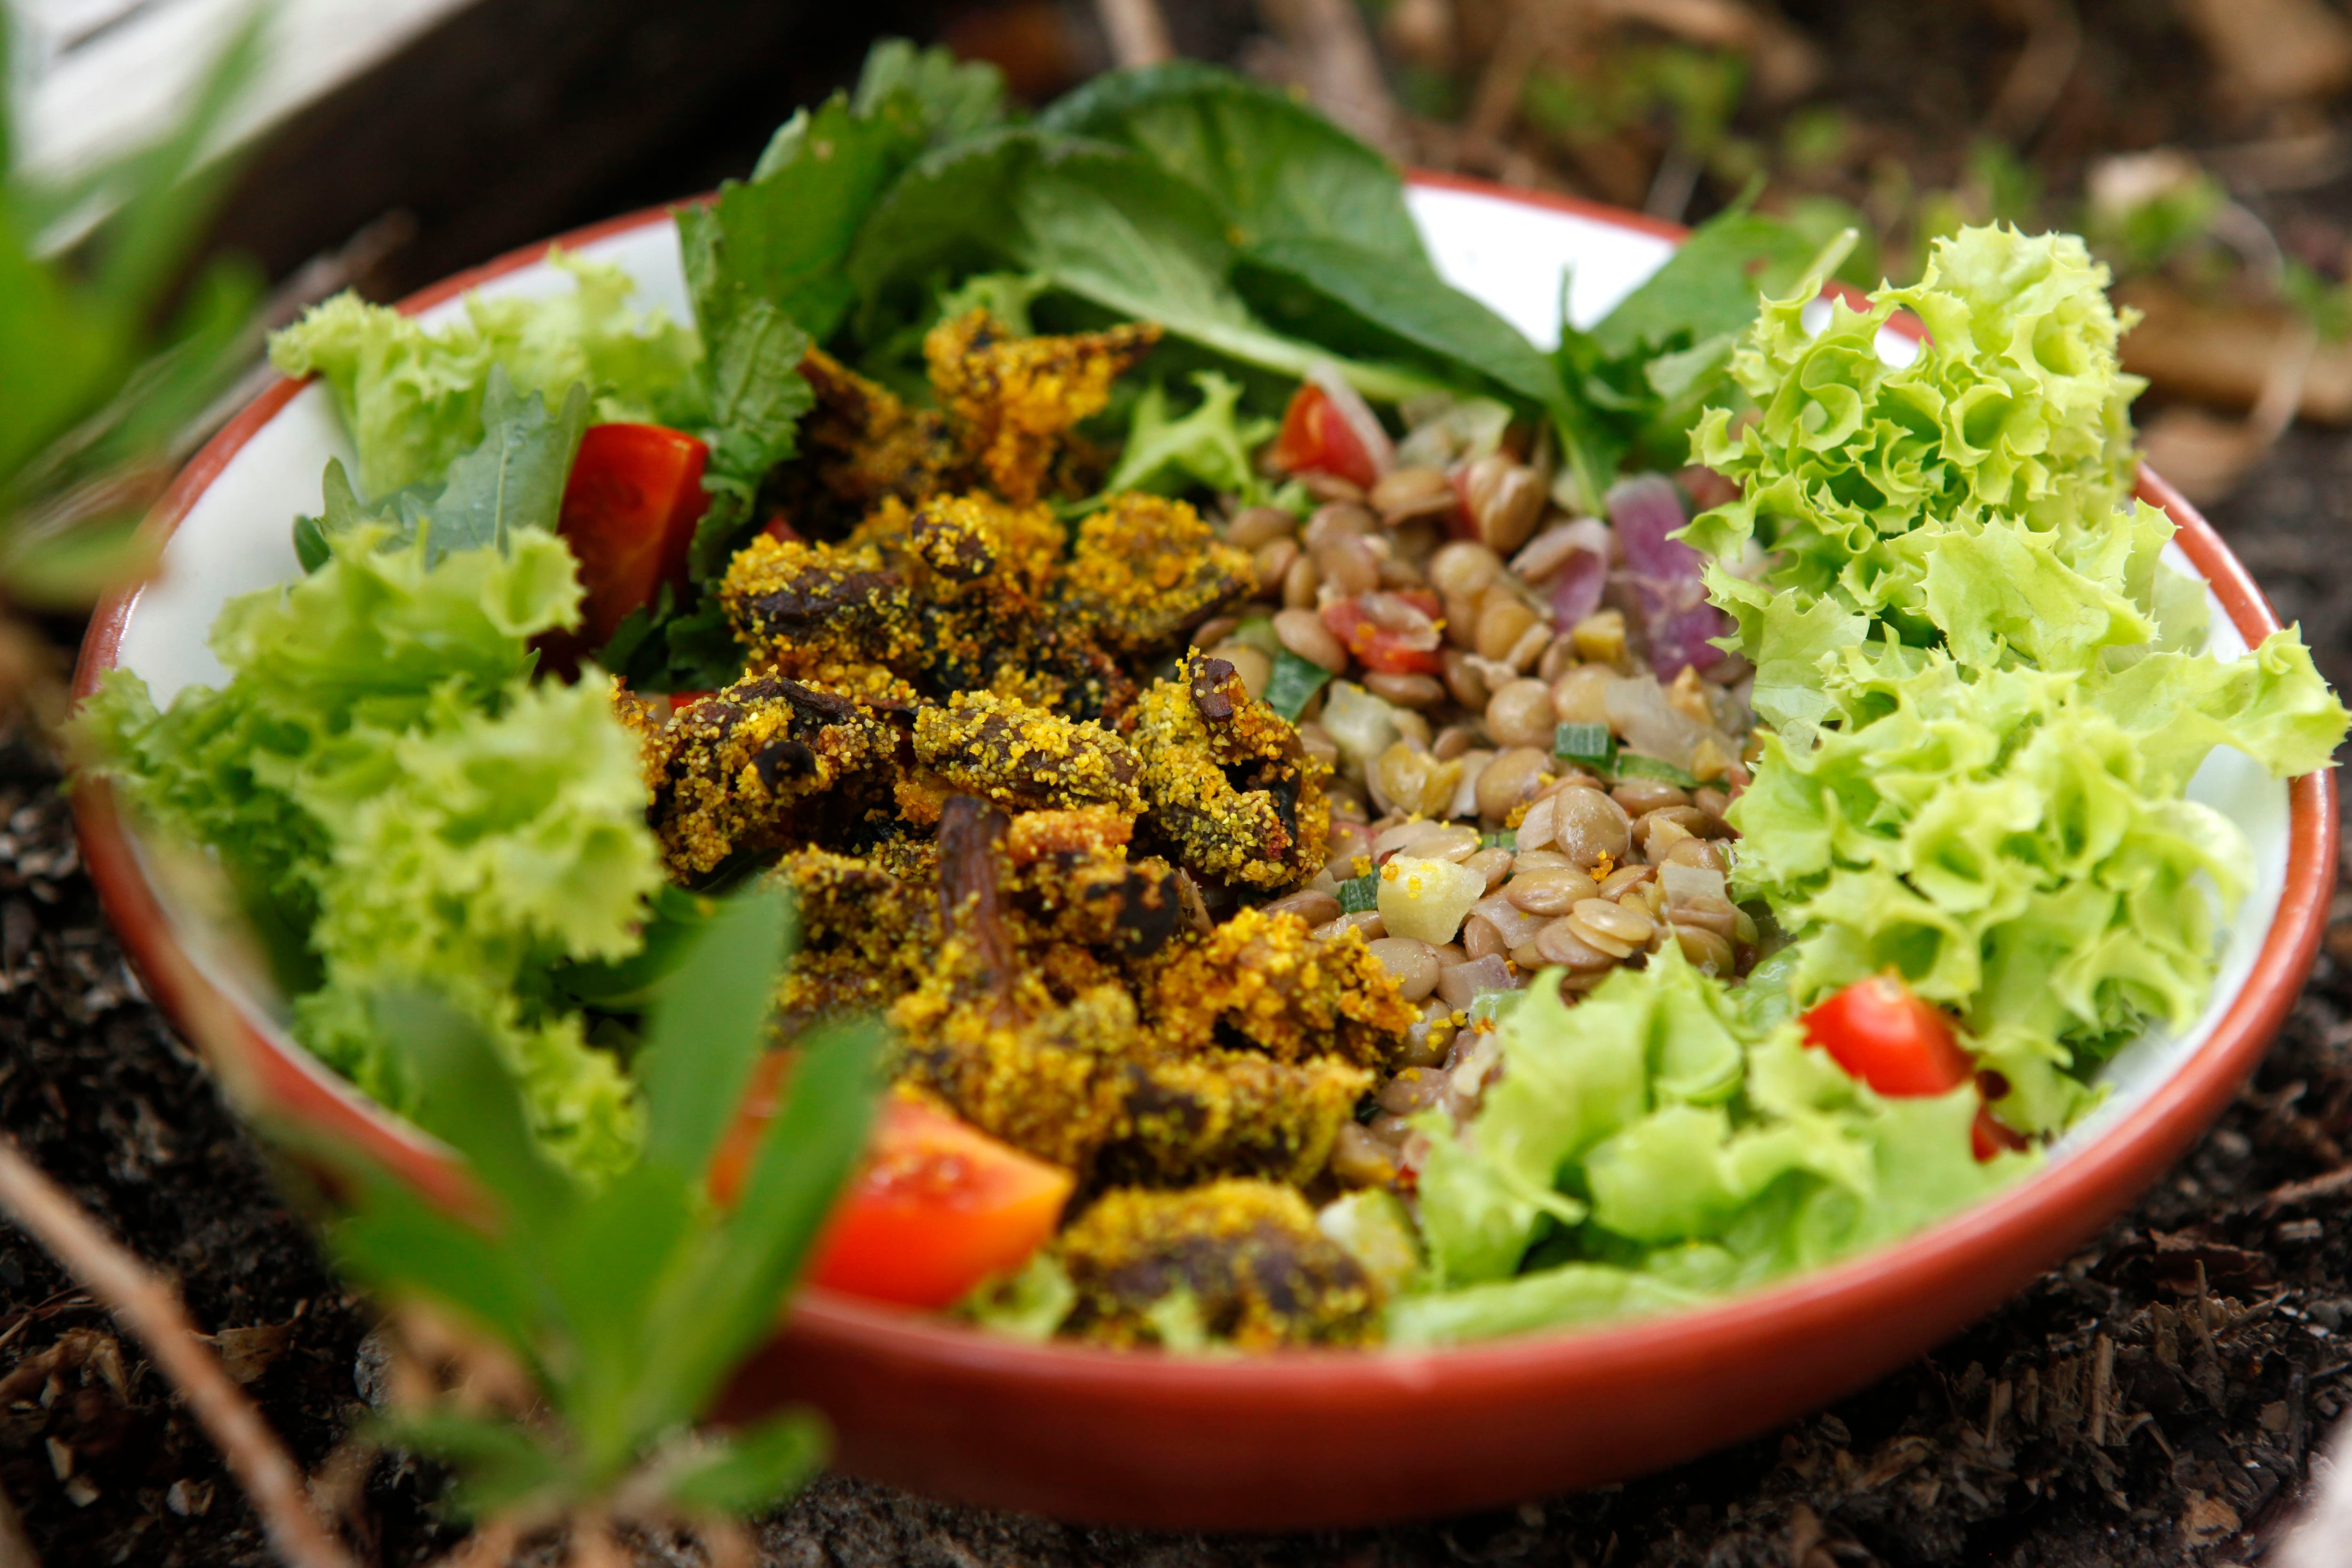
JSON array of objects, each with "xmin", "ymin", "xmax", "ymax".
[
  {"xmin": 1612, "ymin": 778, "xmax": 1691, "ymax": 814},
  {"xmin": 1313, "ymin": 910, "xmax": 1387, "ymax": 942},
  {"xmin": 1597, "ymin": 863, "xmax": 1654, "ymax": 899},
  {"xmin": 1462, "ymin": 846, "xmax": 1514, "ymax": 894},
  {"xmin": 1262, "ymin": 888, "xmax": 1342, "ymax": 926},
  {"xmin": 1442, "ymin": 648, "xmax": 1491, "ymax": 709},
  {"xmin": 1367, "ymin": 936, "xmax": 1441, "ymax": 1002},
  {"xmin": 1273, "ymin": 607, "xmax": 1347, "ymax": 672},
  {"xmin": 1314, "ymin": 533, "xmax": 1380, "ymax": 596},
  {"xmin": 1282, "ymin": 552, "xmax": 1320, "ymax": 609},
  {"xmin": 1371, "ymin": 465, "xmax": 1455, "ymax": 522},
  {"xmin": 1512, "ymin": 790, "xmax": 1559, "ymax": 852},
  {"xmin": 1295, "ymin": 721, "xmax": 1342, "ymax": 772},
  {"xmin": 1428, "ymin": 540, "xmax": 1503, "ymax": 598},
  {"xmin": 1462, "ymin": 913, "xmax": 1506, "ymax": 960},
  {"xmin": 1476, "ymin": 595, "xmax": 1540, "ymax": 662},
  {"xmin": 1508, "ymin": 848, "xmax": 1574, "ymax": 873},
  {"xmin": 1660, "ymin": 837, "xmax": 1726, "ymax": 874},
  {"xmin": 1225, "ymin": 505, "xmax": 1297, "ymax": 549},
  {"xmin": 1536, "ymin": 915, "xmax": 1619, "ymax": 971},
  {"xmin": 1475, "ymin": 746, "xmax": 1553, "ymax": 822},
  {"xmin": 1549, "ymin": 785, "xmax": 1632, "ymax": 869},
  {"xmin": 1327, "ymin": 1122, "xmax": 1398, "ymax": 1186},
  {"xmin": 1550, "ymin": 664, "xmax": 1613, "ymax": 724},
  {"xmin": 1431, "ymin": 724, "xmax": 1478, "ymax": 761},
  {"xmin": 1366, "ymin": 671, "xmax": 1445, "ymax": 708},
  {"xmin": 1303, "ymin": 501, "xmax": 1376, "ymax": 549},
  {"xmin": 1538, "ymin": 637, "xmax": 1580, "ymax": 681},
  {"xmin": 1671, "ymin": 895, "xmax": 1740, "ymax": 939},
  {"xmin": 1506, "ymin": 866, "xmax": 1601, "ymax": 915},
  {"xmin": 1255, "ymin": 537, "xmax": 1300, "ymax": 597},
  {"xmin": 1674, "ymin": 924, "xmax": 1736, "ymax": 974},
  {"xmin": 1486, "ymin": 678, "xmax": 1557, "ymax": 748},
  {"xmin": 1377, "ymin": 1065, "xmax": 1448, "ymax": 1114}
]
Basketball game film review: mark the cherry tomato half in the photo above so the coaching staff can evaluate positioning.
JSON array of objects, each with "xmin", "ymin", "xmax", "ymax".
[
  {"xmin": 1272, "ymin": 383, "xmax": 1382, "ymax": 491},
  {"xmin": 1800, "ymin": 975, "xmax": 1974, "ymax": 1098},
  {"xmin": 1321, "ymin": 595, "xmax": 1446, "ymax": 676},
  {"xmin": 710, "ymin": 1059, "xmax": 1074, "ymax": 1309},
  {"xmin": 555, "ymin": 423, "xmax": 709, "ymax": 649}
]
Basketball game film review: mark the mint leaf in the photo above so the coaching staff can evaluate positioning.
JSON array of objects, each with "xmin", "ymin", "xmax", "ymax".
[{"xmin": 852, "ymin": 37, "xmax": 1007, "ymax": 146}]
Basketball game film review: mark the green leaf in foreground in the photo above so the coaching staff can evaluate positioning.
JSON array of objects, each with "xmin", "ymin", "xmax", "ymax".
[{"xmin": 312, "ymin": 890, "xmax": 881, "ymax": 1526}]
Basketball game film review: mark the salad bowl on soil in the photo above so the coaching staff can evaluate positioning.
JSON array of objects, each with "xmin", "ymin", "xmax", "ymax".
[{"xmin": 72, "ymin": 175, "xmax": 2336, "ymax": 1529}]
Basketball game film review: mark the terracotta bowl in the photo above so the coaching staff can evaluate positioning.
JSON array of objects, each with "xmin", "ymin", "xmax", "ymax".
[{"xmin": 72, "ymin": 176, "xmax": 2337, "ymax": 1530}]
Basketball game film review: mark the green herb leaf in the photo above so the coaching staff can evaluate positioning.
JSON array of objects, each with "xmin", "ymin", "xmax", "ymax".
[
  {"xmin": 849, "ymin": 128, "xmax": 1438, "ymax": 405},
  {"xmin": 660, "ymin": 1411, "xmax": 829, "ymax": 1516},
  {"xmin": 379, "ymin": 988, "xmax": 577, "ymax": 1238},
  {"xmin": 628, "ymin": 1016, "xmax": 885, "ymax": 1438},
  {"xmin": 326, "ymin": 1171, "xmax": 539, "ymax": 1354},
  {"xmin": 1336, "ymin": 874, "xmax": 1379, "ymax": 914},
  {"xmin": 1036, "ymin": 63, "xmax": 1424, "ymax": 262},
  {"xmin": 1263, "ymin": 649, "xmax": 1335, "ymax": 722},
  {"xmin": 637, "ymin": 883, "xmax": 798, "ymax": 1180},
  {"xmin": 1100, "ymin": 371, "xmax": 1275, "ymax": 501},
  {"xmin": 851, "ymin": 37, "xmax": 1007, "ymax": 147}
]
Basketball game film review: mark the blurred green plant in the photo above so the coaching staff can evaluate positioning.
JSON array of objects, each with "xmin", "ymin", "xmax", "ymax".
[
  {"xmin": 320, "ymin": 882, "xmax": 882, "ymax": 1555},
  {"xmin": 0, "ymin": 9, "xmax": 266, "ymax": 643}
]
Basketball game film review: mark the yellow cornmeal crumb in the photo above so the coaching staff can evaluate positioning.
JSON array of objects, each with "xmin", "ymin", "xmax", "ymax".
[
  {"xmin": 926, "ymin": 310, "xmax": 1161, "ymax": 505},
  {"xmin": 1061, "ymin": 493, "xmax": 1254, "ymax": 654},
  {"xmin": 1147, "ymin": 906, "xmax": 1416, "ymax": 1071},
  {"xmin": 1128, "ymin": 653, "xmax": 1332, "ymax": 891},
  {"xmin": 913, "ymin": 691, "xmax": 1145, "ymax": 814},
  {"xmin": 1056, "ymin": 1180, "xmax": 1379, "ymax": 1350}
]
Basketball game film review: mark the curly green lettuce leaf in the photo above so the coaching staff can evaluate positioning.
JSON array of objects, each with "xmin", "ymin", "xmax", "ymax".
[
  {"xmin": 268, "ymin": 251, "xmax": 699, "ymax": 498},
  {"xmin": 76, "ymin": 527, "xmax": 656, "ymax": 1178},
  {"xmin": 1100, "ymin": 372, "xmax": 1274, "ymax": 501},
  {"xmin": 1401, "ymin": 951, "xmax": 2033, "ymax": 1342}
]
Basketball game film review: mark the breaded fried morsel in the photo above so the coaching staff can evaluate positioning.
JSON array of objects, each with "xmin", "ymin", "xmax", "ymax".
[
  {"xmin": 635, "ymin": 676, "xmax": 904, "ymax": 877},
  {"xmin": 1130, "ymin": 654, "xmax": 1333, "ymax": 891},
  {"xmin": 1148, "ymin": 906, "xmax": 1415, "ymax": 1070},
  {"xmin": 1057, "ymin": 1180, "xmax": 1381, "ymax": 1349},
  {"xmin": 1061, "ymin": 493, "xmax": 1254, "ymax": 654},
  {"xmin": 795, "ymin": 349, "xmax": 963, "ymax": 513},
  {"xmin": 888, "ymin": 797, "xmax": 1371, "ymax": 1184},
  {"xmin": 771, "ymin": 848, "xmax": 940, "ymax": 1029},
  {"xmin": 925, "ymin": 310, "xmax": 1162, "ymax": 505},
  {"xmin": 721, "ymin": 536, "xmax": 917, "ymax": 683},
  {"xmin": 914, "ymin": 692, "xmax": 1145, "ymax": 815}
]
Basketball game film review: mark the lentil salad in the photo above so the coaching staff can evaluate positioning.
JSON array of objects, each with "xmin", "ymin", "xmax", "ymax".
[{"xmin": 79, "ymin": 48, "xmax": 2351, "ymax": 1354}]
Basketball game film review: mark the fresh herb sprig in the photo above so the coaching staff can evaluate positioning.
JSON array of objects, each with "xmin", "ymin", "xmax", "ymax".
[{"xmin": 321, "ymin": 884, "xmax": 883, "ymax": 1542}]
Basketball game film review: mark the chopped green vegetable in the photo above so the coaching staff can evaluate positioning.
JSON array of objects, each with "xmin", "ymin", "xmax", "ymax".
[
  {"xmin": 1553, "ymin": 721, "xmax": 1617, "ymax": 771},
  {"xmin": 1613, "ymin": 753, "xmax": 1699, "ymax": 789},
  {"xmin": 1335, "ymin": 875, "xmax": 1379, "ymax": 914},
  {"xmin": 1466, "ymin": 989, "xmax": 1523, "ymax": 1027},
  {"xmin": 1101, "ymin": 372, "xmax": 1276, "ymax": 502},
  {"xmin": 1263, "ymin": 649, "xmax": 1334, "ymax": 722},
  {"xmin": 1479, "ymin": 828, "xmax": 1518, "ymax": 851}
]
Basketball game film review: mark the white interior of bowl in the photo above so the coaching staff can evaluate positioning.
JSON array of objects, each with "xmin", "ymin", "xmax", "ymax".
[{"xmin": 108, "ymin": 185, "xmax": 2291, "ymax": 1165}]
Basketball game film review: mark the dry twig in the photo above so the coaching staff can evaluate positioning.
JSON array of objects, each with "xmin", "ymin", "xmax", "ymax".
[
  {"xmin": 0, "ymin": 1136, "xmax": 357, "ymax": 1568},
  {"xmin": 1094, "ymin": 0, "xmax": 1173, "ymax": 68},
  {"xmin": 1256, "ymin": 0, "xmax": 1406, "ymax": 155}
]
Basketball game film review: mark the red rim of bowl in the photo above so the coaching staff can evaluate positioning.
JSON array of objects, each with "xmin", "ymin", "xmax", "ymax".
[{"xmin": 69, "ymin": 172, "xmax": 2339, "ymax": 1456}]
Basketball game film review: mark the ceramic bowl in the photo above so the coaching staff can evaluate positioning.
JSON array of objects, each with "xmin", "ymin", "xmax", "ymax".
[{"xmin": 72, "ymin": 175, "xmax": 2337, "ymax": 1530}]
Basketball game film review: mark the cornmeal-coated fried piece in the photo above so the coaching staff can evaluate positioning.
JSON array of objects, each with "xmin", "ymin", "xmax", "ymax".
[
  {"xmin": 796, "ymin": 349, "xmax": 963, "ymax": 511},
  {"xmin": 1062, "ymin": 494, "xmax": 1253, "ymax": 654},
  {"xmin": 721, "ymin": 536, "xmax": 917, "ymax": 679},
  {"xmin": 1057, "ymin": 1180, "xmax": 1379, "ymax": 1349},
  {"xmin": 1149, "ymin": 907, "xmax": 1414, "ymax": 1069},
  {"xmin": 771, "ymin": 849, "xmax": 939, "ymax": 1028},
  {"xmin": 1130, "ymin": 655, "xmax": 1332, "ymax": 891},
  {"xmin": 892, "ymin": 981, "xmax": 1370, "ymax": 1183},
  {"xmin": 914, "ymin": 692, "xmax": 1145, "ymax": 814},
  {"xmin": 638, "ymin": 675, "xmax": 904, "ymax": 877},
  {"xmin": 926, "ymin": 310, "xmax": 1162, "ymax": 505}
]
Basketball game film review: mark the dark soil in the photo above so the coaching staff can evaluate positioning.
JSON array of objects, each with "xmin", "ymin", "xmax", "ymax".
[{"xmin": 2, "ymin": 421, "xmax": 2350, "ymax": 1566}]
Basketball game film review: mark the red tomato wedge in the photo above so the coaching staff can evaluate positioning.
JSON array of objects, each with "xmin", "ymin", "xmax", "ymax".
[
  {"xmin": 1800, "ymin": 975, "xmax": 1974, "ymax": 1098},
  {"xmin": 1272, "ymin": 382, "xmax": 1383, "ymax": 491},
  {"xmin": 1321, "ymin": 595, "xmax": 1447, "ymax": 676},
  {"xmin": 1971, "ymin": 1105, "xmax": 2029, "ymax": 1162},
  {"xmin": 709, "ymin": 1058, "xmax": 1074, "ymax": 1309},
  {"xmin": 1802, "ymin": 975, "xmax": 2025, "ymax": 1162},
  {"xmin": 555, "ymin": 423, "xmax": 709, "ymax": 649}
]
